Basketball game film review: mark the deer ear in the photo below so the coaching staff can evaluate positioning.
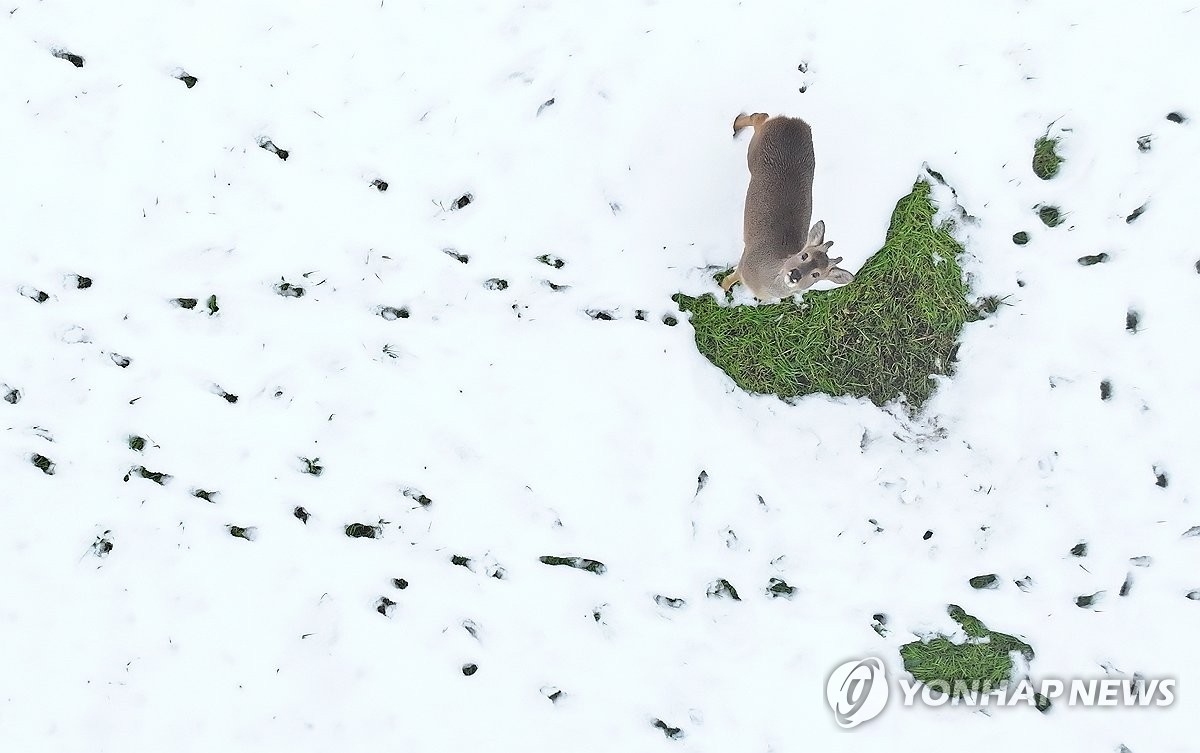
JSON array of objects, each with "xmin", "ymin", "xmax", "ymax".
[
  {"xmin": 806, "ymin": 220, "xmax": 825, "ymax": 246},
  {"xmin": 827, "ymin": 267, "xmax": 854, "ymax": 285}
]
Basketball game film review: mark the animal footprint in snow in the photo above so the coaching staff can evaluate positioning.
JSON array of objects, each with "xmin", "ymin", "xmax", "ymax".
[
  {"xmin": 652, "ymin": 719, "xmax": 684, "ymax": 740},
  {"xmin": 257, "ymin": 137, "xmax": 289, "ymax": 160},
  {"xmin": 173, "ymin": 69, "xmax": 198, "ymax": 88},
  {"xmin": 345, "ymin": 523, "xmax": 383, "ymax": 539},
  {"xmin": 766, "ymin": 578, "xmax": 796, "ymax": 599},
  {"xmin": 19, "ymin": 286, "xmax": 49, "ymax": 303},
  {"xmin": 796, "ymin": 60, "xmax": 814, "ymax": 93},
  {"xmin": 51, "ymin": 48, "xmax": 85, "ymax": 67},
  {"xmin": 376, "ymin": 596, "xmax": 397, "ymax": 617},
  {"xmin": 706, "ymin": 579, "xmax": 741, "ymax": 600},
  {"xmin": 1126, "ymin": 309, "xmax": 1141, "ymax": 333},
  {"xmin": 1120, "ymin": 573, "xmax": 1134, "ymax": 596},
  {"xmin": 228, "ymin": 525, "xmax": 257, "ymax": 541},
  {"xmin": 1153, "ymin": 466, "xmax": 1168, "ymax": 488},
  {"xmin": 654, "ymin": 595, "xmax": 686, "ymax": 609},
  {"xmin": 90, "ymin": 531, "xmax": 114, "ymax": 558},
  {"xmin": 275, "ymin": 280, "xmax": 305, "ymax": 298},
  {"xmin": 378, "ymin": 305, "xmax": 409, "ymax": 321}
]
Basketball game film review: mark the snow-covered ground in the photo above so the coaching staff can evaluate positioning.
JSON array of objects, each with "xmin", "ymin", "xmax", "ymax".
[{"xmin": 2, "ymin": 0, "xmax": 1199, "ymax": 750}]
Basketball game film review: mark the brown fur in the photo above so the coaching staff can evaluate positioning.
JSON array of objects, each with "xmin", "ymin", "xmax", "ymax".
[{"xmin": 725, "ymin": 113, "xmax": 853, "ymax": 300}]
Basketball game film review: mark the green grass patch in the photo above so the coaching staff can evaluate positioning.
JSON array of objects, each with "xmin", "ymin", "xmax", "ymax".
[
  {"xmin": 674, "ymin": 180, "xmax": 975, "ymax": 408},
  {"xmin": 1037, "ymin": 204, "xmax": 1064, "ymax": 227},
  {"xmin": 1032, "ymin": 135, "xmax": 1063, "ymax": 180},
  {"xmin": 900, "ymin": 605, "xmax": 1034, "ymax": 696}
]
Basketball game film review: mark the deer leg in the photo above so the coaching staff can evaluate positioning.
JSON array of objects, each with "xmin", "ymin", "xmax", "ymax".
[
  {"xmin": 732, "ymin": 112, "xmax": 769, "ymax": 138},
  {"xmin": 720, "ymin": 268, "xmax": 742, "ymax": 292}
]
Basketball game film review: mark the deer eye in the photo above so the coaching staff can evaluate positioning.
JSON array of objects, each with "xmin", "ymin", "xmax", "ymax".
[
  {"xmin": 811, "ymin": 272, "xmax": 820, "ymax": 278},
  {"xmin": 800, "ymin": 253, "xmax": 809, "ymax": 261}
]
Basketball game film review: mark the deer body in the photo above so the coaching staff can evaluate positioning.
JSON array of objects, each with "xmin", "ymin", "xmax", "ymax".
[{"xmin": 722, "ymin": 113, "xmax": 853, "ymax": 300}]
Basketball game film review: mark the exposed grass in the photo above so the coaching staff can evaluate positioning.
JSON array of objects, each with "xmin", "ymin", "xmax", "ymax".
[
  {"xmin": 674, "ymin": 180, "xmax": 975, "ymax": 408},
  {"xmin": 1032, "ymin": 135, "xmax": 1063, "ymax": 180},
  {"xmin": 1037, "ymin": 204, "xmax": 1064, "ymax": 227},
  {"xmin": 539, "ymin": 555, "xmax": 607, "ymax": 575},
  {"xmin": 900, "ymin": 605, "xmax": 1035, "ymax": 696}
]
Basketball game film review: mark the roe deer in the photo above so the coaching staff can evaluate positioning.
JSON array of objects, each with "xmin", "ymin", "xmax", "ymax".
[{"xmin": 721, "ymin": 113, "xmax": 853, "ymax": 300}]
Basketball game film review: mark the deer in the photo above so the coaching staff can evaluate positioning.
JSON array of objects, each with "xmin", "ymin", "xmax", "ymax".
[{"xmin": 721, "ymin": 113, "xmax": 854, "ymax": 300}]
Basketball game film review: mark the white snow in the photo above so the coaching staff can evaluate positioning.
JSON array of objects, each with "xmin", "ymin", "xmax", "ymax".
[{"xmin": 2, "ymin": 0, "xmax": 1200, "ymax": 750}]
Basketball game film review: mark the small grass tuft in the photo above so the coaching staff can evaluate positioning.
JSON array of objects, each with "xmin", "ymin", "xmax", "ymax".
[
  {"xmin": 974, "ymin": 295, "xmax": 1010, "ymax": 319},
  {"xmin": 227, "ymin": 525, "xmax": 257, "ymax": 541},
  {"xmin": 675, "ymin": 180, "xmax": 974, "ymax": 408},
  {"xmin": 900, "ymin": 605, "xmax": 1034, "ymax": 696},
  {"xmin": 652, "ymin": 719, "xmax": 684, "ymax": 740},
  {"xmin": 1032, "ymin": 135, "xmax": 1064, "ymax": 179},
  {"xmin": 706, "ymin": 578, "xmax": 741, "ymax": 600},
  {"xmin": 31, "ymin": 453, "xmax": 56, "ymax": 475},
  {"xmin": 125, "ymin": 465, "xmax": 171, "ymax": 485},
  {"xmin": 539, "ymin": 555, "xmax": 607, "ymax": 575},
  {"xmin": 345, "ymin": 523, "xmax": 382, "ymax": 539},
  {"xmin": 52, "ymin": 49, "xmax": 85, "ymax": 68},
  {"xmin": 1078, "ymin": 252, "xmax": 1110, "ymax": 266},
  {"xmin": 1037, "ymin": 204, "xmax": 1064, "ymax": 227},
  {"xmin": 968, "ymin": 574, "xmax": 1000, "ymax": 589},
  {"xmin": 765, "ymin": 578, "xmax": 796, "ymax": 599}
]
